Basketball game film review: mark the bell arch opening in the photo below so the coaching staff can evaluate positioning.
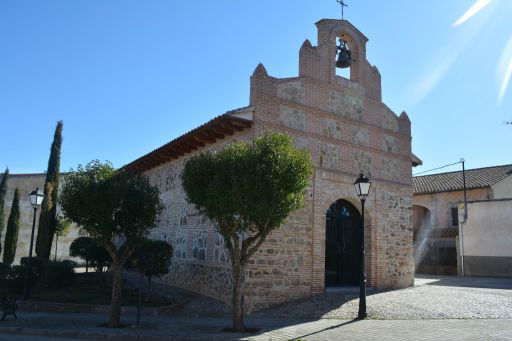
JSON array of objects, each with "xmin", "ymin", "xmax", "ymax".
[
  {"xmin": 335, "ymin": 37, "xmax": 351, "ymax": 79},
  {"xmin": 325, "ymin": 199, "xmax": 361, "ymax": 286}
]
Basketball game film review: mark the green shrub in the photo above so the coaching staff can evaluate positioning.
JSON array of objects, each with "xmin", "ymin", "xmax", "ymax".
[
  {"xmin": 20, "ymin": 256, "xmax": 44, "ymax": 277},
  {"xmin": 0, "ymin": 262, "xmax": 11, "ymax": 290},
  {"xmin": 70, "ymin": 237, "xmax": 111, "ymax": 272},
  {"xmin": 128, "ymin": 239, "xmax": 173, "ymax": 302},
  {"xmin": 45, "ymin": 260, "xmax": 76, "ymax": 288},
  {"xmin": 0, "ymin": 265, "xmax": 35, "ymax": 296},
  {"xmin": 0, "ymin": 262, "xmax": 10, "ymax": 276}
]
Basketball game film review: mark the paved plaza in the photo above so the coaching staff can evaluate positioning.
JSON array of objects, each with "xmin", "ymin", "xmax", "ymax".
[
  {"xmin": 1, "ymin": 313, "xmax": 511, "ymax": 341},
  {"xmin": 0, "ymin": 275, "xmax": 510, "ymax": 340},
  {"xmin": 253, "ymin": 275, "xmax": 512, "ymax": 320}
]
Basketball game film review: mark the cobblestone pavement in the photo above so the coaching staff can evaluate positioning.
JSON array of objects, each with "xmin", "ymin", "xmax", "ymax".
[
  {"xmin": 0, "ymin": 312, "xmax": 511, "ymax": 341},
  {"xmin": 252, "ymin": 275, "xmax": 512, "ymax": 320},
  {"xmin": 0, "ymin": 275, "xmax": 510, "ymax": 340}
]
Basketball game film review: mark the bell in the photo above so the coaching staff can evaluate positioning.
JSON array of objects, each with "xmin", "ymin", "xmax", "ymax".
[{"xmin": 336, "ymin": 39, "xmax": 352, "ymax": 69}]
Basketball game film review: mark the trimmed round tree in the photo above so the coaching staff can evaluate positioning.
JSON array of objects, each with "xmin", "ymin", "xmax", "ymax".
[
  {"xmin": 59, "ymin": 160, "xmax": 162, "ymax": 328},
  {"xmin": 128, "ymin": 239, "xmax": 173, "ymax": 302},
  {"xmin": 182, "ymin": 131, "xmax": 312, "ymax": 332},
  {"xmin": 3, "ymin": 188, "xmax": 20, "ymax": 265},
  {"xmin": 69, "ymin": 236, "xmax": 96, "ymax": 272},
  {"xmin": 53, "ymin": 217, "xmax": 71, "ymax": 261},
  {"xmin": 69, "ymin": 236, "xmax": 111, "ymax": 273}
]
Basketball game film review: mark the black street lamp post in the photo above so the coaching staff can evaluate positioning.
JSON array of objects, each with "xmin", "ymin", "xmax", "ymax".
[
  {"xmin": 23, "ymin": 187, "xmax": 44, "ymax": 300},
  {"xmin": 354, "ymin": 173, "xmax": 371, "ymax": 319}
]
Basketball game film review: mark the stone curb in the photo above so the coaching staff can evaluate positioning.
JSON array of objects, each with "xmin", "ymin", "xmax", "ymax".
[
  {"xmin": 17, "ymin": 300, "xmax": 187, "ymax": 316},
  {"xmin": 0, "ymin": 326, "xmax": 245, "ymax": 341}
]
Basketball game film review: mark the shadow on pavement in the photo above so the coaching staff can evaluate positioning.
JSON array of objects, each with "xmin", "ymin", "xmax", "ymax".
[{"xmin": 286, "ymin": 318, "xmax": 360, "ymax": 341}]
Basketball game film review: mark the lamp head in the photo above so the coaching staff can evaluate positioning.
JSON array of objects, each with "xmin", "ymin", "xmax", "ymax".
[
  {"xmin": 29, "ymin": 187, "xmax": 44, "ymax": 208},
  {"xmin": 354, "ymin": 173, "xmax": 371, "ymax": 200}
]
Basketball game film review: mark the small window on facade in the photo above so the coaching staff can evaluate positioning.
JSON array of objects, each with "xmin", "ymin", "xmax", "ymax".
[{"xmin": 451, "ymin": 207, "xmax": 459, "ymax": 227}]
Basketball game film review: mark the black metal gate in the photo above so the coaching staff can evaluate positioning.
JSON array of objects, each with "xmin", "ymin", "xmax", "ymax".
[{"xmin": 325, "ymin": 200, "xmax": 361, "ymax": 286}]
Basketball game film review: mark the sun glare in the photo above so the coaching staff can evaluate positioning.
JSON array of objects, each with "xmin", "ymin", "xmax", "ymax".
[
  {"xmin": 498, "ymin": 35, "xmax": 512, "ymax": 104},
  {"xmin": 453, "ymin": 0, "xmax": 492, "ymax": 27},
  {"xmin": 452, "ymin": 0, "xmax": 512, "ymax": 104}
]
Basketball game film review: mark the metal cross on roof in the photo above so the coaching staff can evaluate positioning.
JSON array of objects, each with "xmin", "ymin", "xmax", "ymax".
[{"xmin": 336, "ymin": 0, "xmax": 348, "ymax": 20}]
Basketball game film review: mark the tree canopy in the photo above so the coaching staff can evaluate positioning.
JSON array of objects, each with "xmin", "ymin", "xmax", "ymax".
[
  {"xmin": 129, "ymin": 239, "xmax": 172, "ymax": 278},
  {"xmin": 59, "ymin": 160, "xmax": 162, "ymax": 249},
  {"xmin": 182, "ymin": 131, "xmax": 312, "ymax": 331},
  {"xmin": 69, "ymin": 236, "xmax": 111, "ymax": 272},
  {"xmin": 59, "ymin": 160, "xmax": 162, "ymax": 327},
  {"xmin": 183, "ymin": 132, "xmax": 312, "ymax": 244},
  {"xmin": 128, "ymin": 239, "xmax": 172, "ymax": 302}
]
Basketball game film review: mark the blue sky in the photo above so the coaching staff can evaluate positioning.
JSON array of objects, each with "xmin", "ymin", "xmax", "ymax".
[{"xmin": 1, "ymin": 0, "xmax": 511, "ymax": 175}]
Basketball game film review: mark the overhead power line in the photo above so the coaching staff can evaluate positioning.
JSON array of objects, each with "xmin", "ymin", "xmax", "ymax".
[{"xmin": 413, "ymin": 160, "xmax": 463, "ymax": 176}]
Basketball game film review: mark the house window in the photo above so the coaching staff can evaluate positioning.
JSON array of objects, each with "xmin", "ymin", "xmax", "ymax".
[{"xmin": 451, "ymin": 207, "xmax": 459, "ymax": 227}]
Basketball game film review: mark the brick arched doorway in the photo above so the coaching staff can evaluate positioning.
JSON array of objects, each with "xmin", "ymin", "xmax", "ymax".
[{"xmin": 325, "ymin": 199, "xmax": 361, "ymax": 286}]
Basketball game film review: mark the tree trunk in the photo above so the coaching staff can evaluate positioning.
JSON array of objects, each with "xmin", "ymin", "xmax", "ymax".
[
  {"xmin": 231, "ymin": 260, "xmax": 245, "ymax": 332},
  {"xmin": 85, "ymin": 260, "xmax": 88, "ymax": 273},
  {"xmin": 108, "ymin": 263, "xmax": 123, "ymax": 328},
  {"xmin": 54, "ymin": 235, "xmax": 58, "ymax": 261},
  {"xmin": 145, "ymin": 276, "xmax": 151, "ymax": 303}
]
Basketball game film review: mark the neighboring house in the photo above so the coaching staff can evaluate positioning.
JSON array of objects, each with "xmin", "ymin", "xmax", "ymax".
[
  {"xmin": 412, "ymin": 164, "xmax": 512, "ymax": 276},
  {"xmin": 0, "ymin": 173, "xmax": 81, "ymax": 264},
  {"xmin": 124, "ymin": 18, "xmax": 418, "ymax": 311}
]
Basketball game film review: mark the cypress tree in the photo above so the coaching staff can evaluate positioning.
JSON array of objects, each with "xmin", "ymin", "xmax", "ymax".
[
  {"xmin": 35, "ymin": 121, "xmax": 63, "ymax": 260},
  {"xmin": 3, "ymin": 188, "xmax": 20, "ymax": 265},
  {"xmin": 0, "ymin": 168, "xmax": 8, "ymax": 256}
]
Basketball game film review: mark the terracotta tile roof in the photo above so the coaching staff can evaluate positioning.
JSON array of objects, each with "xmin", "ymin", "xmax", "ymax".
[
  {"xmin": 413, "ymin": 164, "xmax": 512, "ymax": 195},
  {"xmin": 123, "ymin": 107, "xmax": 254, "ymax": 173}
]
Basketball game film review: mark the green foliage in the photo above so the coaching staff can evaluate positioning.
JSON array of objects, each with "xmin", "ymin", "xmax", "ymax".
[
  {"xmin": 0, "ymin": 265, "xmax": 35, "ymax": 296},
  {"xmin": 20, "ymin": 256, "xmax": 44, "ymax": 277},
  {"xmin": 45, "ymin": 260, "xmax": 76, "ymax": 288},
  {"xmin": 182, "ymin": 131, "xmax": 312, "ymax": 238},
  {"xmin": 69, "ymin": 236, "xmax": 112, "ymax": 272},
  {"xmin": 59, "ymin": 159, "xmax": 163, "ymax": 327},
  {"xmin": 2, "ymin": 189, "xmax": 20, "ymax": 265},
  {"xmin": 129, "ymin": 239, "xmax": 173, "ymax": 278},
  {"xmin": 69, "ymin": 236, "xmax": 95, "ymax": 260},
  {"xmin": 182, "ymin": 131, "xmax": 312, "ymax": 331},
  {"xmin": 36, "ymin": 120, "xmax": 64, "ymax": 260},
  {"xmin": 88, "ymin": 244, "xmax": 111, "ymax": 272},
  {"xmin": 0, "ymin": 262, "xmax": 10, "ymax": 281},
  {"xmin": 55, "ymin": 217, "xmax": 71, "ymax": 237},
  {"xmin": 0, "ymin": 168, "xmax": 8, "ymax": 255},
  {"xmin": 59, "ymin": 160, "xmax": 163, "ymax": 249},
  {"xmin": 53, "ymin": 216, "xmax": 72, "ymax": 261},
  {"xmin": 128, "ymin": 239, "xmax": 173, "ymax": 302}
]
